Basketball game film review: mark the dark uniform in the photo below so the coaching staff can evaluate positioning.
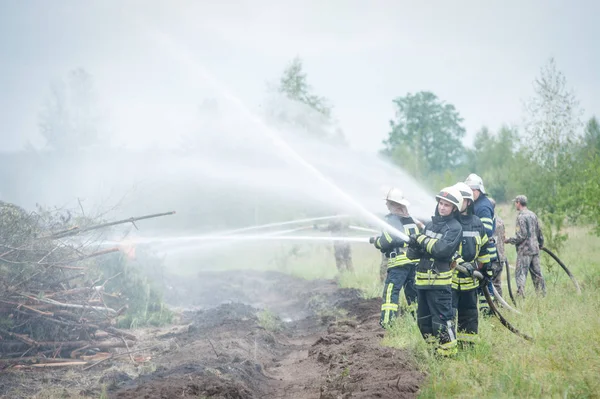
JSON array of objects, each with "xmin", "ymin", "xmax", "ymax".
[
  {"xmin": 473, "ymin": 195, "xmax": 498, "ymax": 312},
  {"xmin": 374, "ymin": 214, "xmax": 419, "ymax": 327},
  {"xmin": 506, "ymin": 208, "xmax": 545, "ymax": 296},
  {"xmin": 412, "ymin": 208, "xmax": 462, "ymax": 356},
  {"xmin": 452, "ymin": 214, "xmax": 492, "ymax": 344}
]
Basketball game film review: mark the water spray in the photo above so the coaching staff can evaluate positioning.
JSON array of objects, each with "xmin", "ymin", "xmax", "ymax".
[
  {"xmin": 349, "ymin": 225, "xmax": 379, "ymax": 234},
  {"xmin": 110, "ymin": 234, "xmax": 369, "ymax": 247},
  {"xmin": 214, "ymin": 215, "xmax": 348, "ymax": 236},
  {"xmin": 149, "ymin": 31, "xmax": 413, "ymax": 243}
]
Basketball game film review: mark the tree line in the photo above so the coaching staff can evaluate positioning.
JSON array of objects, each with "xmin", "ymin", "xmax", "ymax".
[{"xmin": 14, "ymin": 57, "xmax": 600, "ymax": 244}]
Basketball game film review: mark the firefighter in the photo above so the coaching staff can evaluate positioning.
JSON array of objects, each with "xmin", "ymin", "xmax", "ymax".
[
  {"xmin": 406, "ymin": 186, "xmax": 463, "ymax": 357},
  {"xmin": 505, "ymin": 195, "xmax": 546, "ymax": 297},
  {"xmin": 451, "ymin": 182, "xmax": 492, "ymax": 346},
  {"xmin": 464, "ymin": 173, "xmax": 498, "ymax": 313},
  {"xmin": 369, "ymin": 188, "xmax": 420, "ymax": 328}
]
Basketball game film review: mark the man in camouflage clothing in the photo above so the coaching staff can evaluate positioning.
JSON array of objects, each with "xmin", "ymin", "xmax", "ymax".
[
  {"xmin": 504, "ymin": 195, "xmax": 546, "ymax": 297},
  {"xmin": 316, "ymin": 218, "xmax": 353, "ymax": 272}
]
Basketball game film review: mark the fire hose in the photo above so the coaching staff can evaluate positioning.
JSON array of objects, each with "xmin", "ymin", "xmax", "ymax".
[
  {"xmin": 542, "ymin": 247, "xmax": 582, "ymax": 294},
  {"xmin": 504, "ymin": 259, "xmax": 518, "ymax": 306},
  {"xmin": 455, "ymin": 264, "xmax": 533, "ymax": 342}
]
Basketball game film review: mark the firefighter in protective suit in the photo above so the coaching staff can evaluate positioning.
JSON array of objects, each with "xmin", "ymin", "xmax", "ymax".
[
  {"xmin": 451, "ymin": 182, "xmax": 492, "ymax": 346},
  {"xmin": 369, "ymin": 188, "xmax": 419, "ymax": 328},
  {"xmin": 406, "ymin": 186, "xmax": 463, "ymax": 357},
  {"xmin": 464, "ymin": 173, "xmax": 498, "ymax": 313}
]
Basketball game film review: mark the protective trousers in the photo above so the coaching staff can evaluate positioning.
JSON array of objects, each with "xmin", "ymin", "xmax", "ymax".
[
  {"xmin": 380, "ymin": 265, "xmax": 417, "ymax": 327},
  {"xmin": 416, "ymin": 287, "xmax": 457, "ymax": 356},
  {"xmin": 452, "ymin": 288, "xmax": 478, "ymax": 344},
  {"xmin": 516, "ymin": 254, "xmax": 546, "ymax": 297}
]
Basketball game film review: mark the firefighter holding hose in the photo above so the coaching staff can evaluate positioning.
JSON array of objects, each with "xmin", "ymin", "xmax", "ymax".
[
  {"xmin": 451, "ymin": 182, "xmax": 492, "ymax": 346},
  {"xmin": 369, "ymin": 188, "xmax": 419, "ymax": 328},
  {"xmin": 405, "ymin": 186, "xmax": 464, "ymax": 356}
]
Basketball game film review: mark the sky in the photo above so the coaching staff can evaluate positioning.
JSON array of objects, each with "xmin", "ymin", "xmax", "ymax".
[{"xmin": 1, "ymin": 0, "xmax": 598, "ymax": 153}]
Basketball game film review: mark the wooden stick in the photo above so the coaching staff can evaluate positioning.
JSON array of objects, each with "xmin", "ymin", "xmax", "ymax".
[
  {"xmin": 0, "ymin": 327, "xmax": 39, "ymax": 347},
  {"xmin": 82, "ymin": 345, "xmax": 155, "ymax": 371}
]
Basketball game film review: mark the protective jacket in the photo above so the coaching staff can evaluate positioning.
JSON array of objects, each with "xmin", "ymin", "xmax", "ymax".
[
  {"xmin": 414, "ymin": 209, "xmax": 463, "ymax": 289},
  {"xmin": 452, "ymin": 214, "xmax": 492, "ymax": 291},
  {"xmin": 473, "ymin": 195, "xmax": 498, "ymax": 261},
  {"xmin": 374, "ymin": 214, "xmax": 420, "ymax": 268}
]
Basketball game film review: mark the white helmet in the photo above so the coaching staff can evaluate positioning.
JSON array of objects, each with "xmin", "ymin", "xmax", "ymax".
[
  {"xmin": 464, "ymin": 173, "xmax": 486, "ymax": 195},
  {"xmin": 383, "ymin": 187, "xmax": 410, "ymax": 206},
  {"xmin": 436, "ymin": 186, "xmax": 464, "ymax": 211},
  {"xmin": 453, "ymin": 182, "xmax": 474, "ymax": 202}
]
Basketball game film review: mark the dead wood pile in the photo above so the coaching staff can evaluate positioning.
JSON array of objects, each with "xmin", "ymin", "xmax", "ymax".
[{"xmin": 0, "ymin": 201, "xmax": 174, "ymax": 366}]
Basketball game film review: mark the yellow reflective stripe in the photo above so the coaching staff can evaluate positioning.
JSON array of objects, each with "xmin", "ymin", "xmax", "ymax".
[
  {"xmin": 388, "ymin": 257, "xmax": 416, "ymax": 267},
  {"xmin": 480, "ymin": 217, "xmax": 493, "ymax": 224},
  {"xmin": 477, "ymin": 254, "xmax": 491, "ymax": 263},
  {"xmin": 416, "ymin": 270, "xmax": 453, "ymax": 279},
  {"xmin": 415, "ymin": 270, "xmax": 453, "ymax": 286},
  {"xmin": 381, "ymin": 283, "xmax": 396, "ymax": 325},
  {"xmin": 481, "ymin": 234, "xmax": 488, "ymax": 245},
  {"xmin": 426, "ymin": 238, "xmax": 437, "ymax": 253},
  {"xmin": 375, "ymin": 237, "xmax": 382, "ymax": 248},
  {"xmin": 384, "ymin": 231, "xmax": 393, "ymax": 243},
  {"xmin": 417, "ymin": 235, "xmax": 427, "ymax": 244},
  {"xmin": 437, "ymin": 340, "xmax": 458, "ymax": 356},
  {"xmin": 457, "ymin": 332, "xmax": 479, "ymax": 342}
]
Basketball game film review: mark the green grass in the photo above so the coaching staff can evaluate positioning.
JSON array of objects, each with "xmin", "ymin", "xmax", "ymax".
[
  {"xmin": 381, "ymin": 207, "xmax": 600, "ymax": 399},
  {"xmin": 163, "ymin": 213, "xmax": 600, "ymax": 398}
]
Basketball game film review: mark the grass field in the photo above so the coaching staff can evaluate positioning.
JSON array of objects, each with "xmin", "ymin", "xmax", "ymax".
[{"xmin": 162, "ymin": 206, "xmax": 600, "ymax": 398}]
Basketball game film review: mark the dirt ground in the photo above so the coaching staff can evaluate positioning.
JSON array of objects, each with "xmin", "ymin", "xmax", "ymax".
[{"xmin": 0, "ymin": 270, "xmax": 424, "ymax": 399}]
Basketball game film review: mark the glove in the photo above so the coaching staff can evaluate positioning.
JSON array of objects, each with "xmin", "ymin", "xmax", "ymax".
[
  {"xmin": 369, "ymin": 236, "xmax": 376, "ymax": 244},
  {"xmin": 407, "ymin": 234, "xmax": 420, "ymax": 249},
  {"xmin": 461, "ymin": 262, "xmax": 475, "ymax": 276},
  {"xmin": 406, "ymin": 246, "xmax": 423, "ymax": 260},
  {"xmin": 480, "ymin": 263, "xmax": 494, "ymax": 280}
]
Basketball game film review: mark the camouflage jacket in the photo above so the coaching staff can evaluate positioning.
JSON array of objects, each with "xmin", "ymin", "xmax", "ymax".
[
  {"xmin": 493, "ymin": 216, "xmax": 506, "ymax": 262},
  {"xmin": 506, "ymin": 209, "xmax": 544, "ymax": 256}
]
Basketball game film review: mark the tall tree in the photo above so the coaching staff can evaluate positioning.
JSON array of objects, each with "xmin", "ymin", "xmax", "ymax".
[
  {"xmin": 467, "ymin": 125, "xmax": 519, "ymax": 201},
  {"xmin": 38, "ymin": 68, "xmax": 102, "ymax": 150},
  {"xmin": 521, "ymin": 58, "xmax": 584, "ymax": 251},
  {"xmin": 266, "ymin": 57, "xmax": 345, "ymax": 143},
  {"xmin": 583, "ymin": 116, "xmax": 600, "ymax": 153},
  {"xmin": 523, "ymin": 58, "xmax": 583, "ymax": 170},
  {"xmin": 383, "ymin": 91, "xmax": 466, "ymax": 176}
]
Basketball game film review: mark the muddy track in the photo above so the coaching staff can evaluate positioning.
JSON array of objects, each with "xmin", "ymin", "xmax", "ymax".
[
  {"xmin": 0, "ymin": 270, "xmax": 424, "ymax": 398},
  {"xmin": 112, "ymin": 270, "xmax": 423, "ymax": 398}
]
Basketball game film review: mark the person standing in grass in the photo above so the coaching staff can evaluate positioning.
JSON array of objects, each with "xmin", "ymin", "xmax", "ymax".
[
  {"xmin": 451, "ymin": 183, "xmax": 492, "ymax": 346},
  {"xmin": 505, "ymin": 195, "xmax": 546, "ymax": 297},
  {"xmin": 369, "ymin": 188, "xmax": 419, "ymax": 328},
  {"xmin": 315, "ymin": 217, "xmax": 353, "ymax": 273},
  {"xmin": 406, "ymin": 186, "xmax": 463, "ymax": 356},
  {"xmin": 489, "ymin": 197, "xmax": 506, "ymax": 297}
]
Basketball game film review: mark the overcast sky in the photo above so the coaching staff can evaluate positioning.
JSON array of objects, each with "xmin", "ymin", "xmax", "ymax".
[{"xmin": 1, "ymin": 0, "xmax": 598, "ymax": 153}]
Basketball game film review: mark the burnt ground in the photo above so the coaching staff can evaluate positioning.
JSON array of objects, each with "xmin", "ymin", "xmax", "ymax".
[{"xmin": 0, "ymin": 270, "xmax": 424, "ymax": 399}]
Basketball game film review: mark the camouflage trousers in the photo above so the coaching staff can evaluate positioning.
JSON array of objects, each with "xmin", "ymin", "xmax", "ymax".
[
  {"xmin": 515, "ymin": 254, "xmax": 546, "ymax": 297},
  {"xmin": 334, "ymin": 243, "xmax": 353, "ymax": 272},
  {"xmin": 379, "ymin": 255, "xmax": 388, "ymax": 282}
]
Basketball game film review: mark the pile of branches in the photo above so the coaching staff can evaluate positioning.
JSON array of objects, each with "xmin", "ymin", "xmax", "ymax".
[{"xmin": 0, "ymin": 201, "xmax": 173, "ymax": 365}]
